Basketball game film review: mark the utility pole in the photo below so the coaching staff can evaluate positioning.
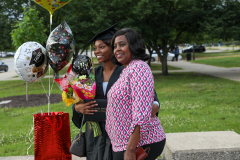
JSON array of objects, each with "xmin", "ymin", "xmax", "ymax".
[
  {"xmin": 192, "ymin": 41, "xmax": 195, "ymax": 60},
  {"xmin": 26, "ymin": 82, "xmax": 28, "ymax": 102},
  {"xmin": 232, "ymin": 38, "xmax": 234, "ymax": 50}
]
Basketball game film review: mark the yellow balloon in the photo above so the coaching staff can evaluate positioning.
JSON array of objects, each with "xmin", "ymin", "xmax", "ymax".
[{"xmin": 34, "ymin": 0, "xmax": 72, "ymax": 15}]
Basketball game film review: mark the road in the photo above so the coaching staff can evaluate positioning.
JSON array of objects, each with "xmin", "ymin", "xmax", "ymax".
[{"xmin": 1, "ymin": 58, "xmax": 15, "ymax": 72}]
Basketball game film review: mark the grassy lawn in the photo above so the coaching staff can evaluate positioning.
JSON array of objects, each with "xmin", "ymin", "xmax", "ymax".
[
  {"xmin": 190, "ymin": 56, "xmax": 240, "ymax": 68},
  {"xmin": 0, "ymin": 57, "xmax": 14, "ymax": 61},
  {"xmin": 154, "ymin": 72, "xmax": 240, "ymax": 134},
  {"xmin": 180, "ymin": 50, "xmax": 240, "ymax": 60},
  {"xmin": 1, "ymin": 72, "xmax": 240, "ymax": 156}
]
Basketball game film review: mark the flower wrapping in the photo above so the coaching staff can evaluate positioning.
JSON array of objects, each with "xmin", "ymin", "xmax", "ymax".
[{"xmin": 55, "ymin": 64, "xmax": 96, "ymax": 106}]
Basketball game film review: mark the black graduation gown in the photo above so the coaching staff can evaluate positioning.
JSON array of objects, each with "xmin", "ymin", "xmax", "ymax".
[{"xmin": 72, "ymin": 65, "xmax": 159, "ymax": 160}]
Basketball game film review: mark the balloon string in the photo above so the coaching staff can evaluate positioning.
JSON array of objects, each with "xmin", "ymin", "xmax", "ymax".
[
  {"xmin": 27, "ymin": 117, "xmax": 34, "ymax": 160},
  {"xmin": 49, "ymin": 13, "xmax": 52, "ymax": 115},
  {"xmin": 48, "ymin": 64, "xmax": 50, "ymax": 115},
  {"xmin": 49, "ymin": 13, "xmax": 51, "ymax": 115},
  {"xmin": 40, "ymin": 78, "xmax": 55, "ymax": 113},
  {"xmin": 50, "ymin": 14, "xmax": 52, "ymax": 32}
]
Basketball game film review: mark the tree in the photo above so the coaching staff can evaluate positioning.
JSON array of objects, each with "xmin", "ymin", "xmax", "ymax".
[
  {"xmin": 11, "ymin": 7, "xmax": 47, "ymax": 49},
  {"xmin": 72, "ymin": 0, "xmax": 221, "ymax": 75},
  {"xmin": 208, "ymin": 0, "xmax": 240, "ymax": 42},
  {"xmin": 0, "ymin": 0, "xmax": 30, "ymax": 51},
  {"xmin": 0, "ymin": 12, "xmax": 13, "ymax": 51},
  {"xmin": 130, "ymin": 0, "xmax": 223, "ymax": 74},
  {"xmin": 60, "ymin": 0, "xmax": 127, "ymax": 55},
  {"xmin": 59, "ymin": 0, "xmax": 96, "ymax": 56}
]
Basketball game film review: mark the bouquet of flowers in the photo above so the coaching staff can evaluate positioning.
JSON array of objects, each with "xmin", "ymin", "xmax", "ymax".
[{"xmin": 55, "ymin": 55, "xmax": 96, "ymax": 106}]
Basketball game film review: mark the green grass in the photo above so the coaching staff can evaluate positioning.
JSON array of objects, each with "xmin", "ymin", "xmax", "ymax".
[
  {"xmin": 0, "ymin": 78, "xmax": 60, "ymax": 98},
  {"xmin": 1, "ymin": 71, "xmax": 240, "ymax": 156},
  {"xmin": 190, "ymin": 56, "xmax": 240, "ymax": 68},
  {"xmin": 181, "ymin": 50, "xmax": 240, "ymax": 60},
  {"xmin": 154, "ymin": 72, "xmax": 240, "ymax": 134},
  {"xmin": 0, "ymin": 57, "xmax": 14, "ymax": 60},
  {"xmin": 0, "ymin": 102, "xmax": 76, "ymax": 157}
]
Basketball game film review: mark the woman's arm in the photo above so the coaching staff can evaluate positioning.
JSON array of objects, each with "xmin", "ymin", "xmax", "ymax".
[
  {"xmin": 125, "ymin": 61, "xmax": 155, "ymax": 159},
  {"xmin": 152, "ymin": 90, "xmax": 160, "ymax": 118},
  {"xmin": 124, "ymin": 125, "xmax": 140, "ymax": 160},
  {"xmin": 72, "ymin": 104, "xmax": 83, "ymax": 129},
  {"xmin": 72, "ymin": 101, "xmax": 98, "ymax": 128},
  {"xmin": 75, "ymin": 101, "xmax": 98, "ymax": 114}
]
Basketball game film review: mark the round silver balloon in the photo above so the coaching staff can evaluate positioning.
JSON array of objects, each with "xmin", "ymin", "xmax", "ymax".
[{"xmin": 14, "ymin": 42, "xmax": 49, "ymax": 83}]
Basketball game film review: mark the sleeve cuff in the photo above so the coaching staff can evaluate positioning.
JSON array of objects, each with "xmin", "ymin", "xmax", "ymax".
[
  {"xmin": 128, "ymin": 121, "xmax": 150, "ymax": 136},
  {"xmin": 153, "ymin": 101, "xmax": 159, "ymax": 107}
]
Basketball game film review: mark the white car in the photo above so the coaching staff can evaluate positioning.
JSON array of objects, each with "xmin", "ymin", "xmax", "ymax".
[
  {"xmin": 150, "ymin": 51, "xmax": 182, "ymax": 62},
  {"xmin": 0, "ymin": 52, "xmax": 7, "ymax": 58},
  {"xmin": 7, "ymin": 52, "xmax": 15, "ymax": 57}
]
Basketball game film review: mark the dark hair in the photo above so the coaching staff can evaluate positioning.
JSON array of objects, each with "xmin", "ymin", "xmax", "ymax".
[
  {"xmin": 94, "ymin": 39, "xmax": 111, "ymax": 47},
  {"xmin": 111, "ymin": 28, "xmax": 149, "ymax": 65},
  {"xmin": 102, "ymin": 39, "xmax": 111, "ymax": 46}
]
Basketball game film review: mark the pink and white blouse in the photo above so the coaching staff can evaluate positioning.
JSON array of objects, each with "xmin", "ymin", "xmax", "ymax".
[{"xmin": 106, "ymin": 60, "xmax": 166, "ymax": 152}]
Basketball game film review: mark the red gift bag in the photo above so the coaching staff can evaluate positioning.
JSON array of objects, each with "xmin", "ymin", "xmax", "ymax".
[{"xmin": 34, "ymin": 112, "xmax": 72, "ymax": 160}]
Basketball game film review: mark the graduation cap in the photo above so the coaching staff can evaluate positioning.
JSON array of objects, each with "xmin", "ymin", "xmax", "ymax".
[
  {"xmin": 79, "ymin": 21, "xmax": 120, "ymax": 55},
  {"xmin": 84, "ymin": 21, "xmax": 120, "ymax": 47}
]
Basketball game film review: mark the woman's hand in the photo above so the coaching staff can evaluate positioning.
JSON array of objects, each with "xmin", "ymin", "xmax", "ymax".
[
  {"xmin": 151, "ymin": 104, "xmax": 159, "ymax": 120},
  {"xmin": 75, "ymin": 101, "xmax": 98, "ymax": 114},
  {"xmin": 124, "ymin": 149, "xmax": 136, "ymax": 160}
]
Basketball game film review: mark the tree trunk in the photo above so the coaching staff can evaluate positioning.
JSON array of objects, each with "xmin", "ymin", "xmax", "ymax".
[
  {"xmin": 74, "ymin": 46, "xmax": 79, "ymax": 58},
  {"xmin": 161, "ymin": 41, "xmax": 168, "ymax": 75},
  {"xmin": 233, "ymin": 38, "xmax": 234, "ymax": 50},
  {"xmin": 161, "ymin": 49, "xmax": 168, "ymax": 75},
  {"xmin": 193, "ymin": 42, "xmax": 195, "ymax": 60},
  {"xmin": 152, "ymin": 41, "xmax": 168, "ymax": 75},
  {"xmin": 146, "ymin": 44, "xmax": 153, "ymax": 66}
]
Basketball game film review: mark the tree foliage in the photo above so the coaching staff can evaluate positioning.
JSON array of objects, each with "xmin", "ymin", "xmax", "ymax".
[
  {"xmin": 4, "ymin": 0, "xmax": 240, "ymax": 75},
  {"xmin": 0, "ymin": 0, "xmax": 30, "ymax": 51},
  {"xmin": 11, "ymin": 7, "xmax": 47, "ymax": 49}
]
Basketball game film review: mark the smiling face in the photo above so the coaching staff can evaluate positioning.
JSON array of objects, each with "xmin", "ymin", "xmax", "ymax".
[
  {"xmin": 113, "ymin": 35, "xmax": 133, "ymax": 67},
  {"xmin": 94, "ymin": 40, "xmax": 112, "ymax": 63}
]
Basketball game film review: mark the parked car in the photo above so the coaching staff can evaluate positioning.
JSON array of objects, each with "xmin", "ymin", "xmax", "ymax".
[
  {"xmin": 0, "ymin": 52, "xmax": 7, "ymax": 58},
  {"xmin": 182, "ymin": 45, "xmax": 206, "ymax": 53},
  {"xmin": 0, "ymin": 61, "xmax": 8, "ymax": 72},
  {"xmin": 7, "ymin": 52, "xmax": 15, "ymax": 57},
  {"xmin": 150, "ymin": 50, "xmax": 182, "ymax": 61}
]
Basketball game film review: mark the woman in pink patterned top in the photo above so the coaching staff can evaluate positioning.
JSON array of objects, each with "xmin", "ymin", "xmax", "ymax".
[{"xmin": 106, "ymin": 28, "xmax": 166, "ymax": 160}]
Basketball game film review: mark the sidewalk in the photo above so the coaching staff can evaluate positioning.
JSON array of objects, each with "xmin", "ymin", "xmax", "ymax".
[
  {"xmin": 166, "ymin": 61, "xmax": 240, "ymax": 82},
  {"xmin": 1, "ymin": 61, "xmax": 240, "ymax": 82},
  {"xmin": 0, "ymin": 155, "xmax": 85, "ymax": 160},
  {"xmin": 0, "ymin": 71, "xmax": 18, "ymax": 81}
]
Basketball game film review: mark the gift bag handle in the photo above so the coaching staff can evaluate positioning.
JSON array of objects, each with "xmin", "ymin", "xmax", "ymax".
[{"xmin": 45, "ymin": 116, "xmax": 63, "ymax": 131}]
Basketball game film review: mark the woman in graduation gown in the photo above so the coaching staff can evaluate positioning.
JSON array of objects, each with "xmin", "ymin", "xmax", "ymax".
[{"xmin": 72, "ymin": 22, "xmax": 160, "ymax": 160}]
